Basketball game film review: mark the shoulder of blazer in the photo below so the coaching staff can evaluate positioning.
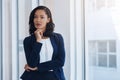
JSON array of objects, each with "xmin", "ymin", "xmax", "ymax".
[
  {"xmin": 23, "ymin": 34, "xmax": 36, "ymax": 44},
  {"xmin": 51, "ymin": 32, "xmax": 63, "ymax": 44},
  {"xmin": 52, "ymin": 32, "xmax": 63, "ymax": 40},
  {"xmin": 51, "ymin": 33, "xmax": 65, "ymax": 54}
]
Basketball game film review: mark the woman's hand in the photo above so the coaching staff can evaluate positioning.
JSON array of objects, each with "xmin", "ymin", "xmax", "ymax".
[
  {"xmin": 34, "ymin": 29, "xmax": 43, "ymax": 42},
  {"xmin": 24, "ymin": 64, "xmax": 38, "ymax": 71}
]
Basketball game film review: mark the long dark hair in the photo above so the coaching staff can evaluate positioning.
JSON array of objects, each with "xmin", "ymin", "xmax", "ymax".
[{"xmin": 29, "ymin": 6, "xmax": 55, "ymax": 37}]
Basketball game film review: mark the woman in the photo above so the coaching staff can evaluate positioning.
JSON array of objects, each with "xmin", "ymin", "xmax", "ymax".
[{"xmin": 20, "ymin": 6, "xmax": 66, "ymax": 80}]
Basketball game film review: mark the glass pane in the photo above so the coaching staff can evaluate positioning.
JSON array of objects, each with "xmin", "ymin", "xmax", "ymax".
[
  {"xmin": 85, "ymin": 0, "xmax": 119, "ymax": 80},
  {"xmin": 88, "ymin": 41, "xmax": 96, "ymax": 55},
  {"xmin": 90, "ymin": 55, "xmax": 97, "ymax": 66},
  {"xmin": 98, "ymin": 54, "xmax": 107, "ymax": 67},
  {"xmin": 98, "ymin": 41, "xmax": 107, "ymax": 53},
  {"xmin": 88, "ymin": 41, "xmax": 97, "ymax": 66},
  {"xmin": 109, "ymin": 55, "xmax": 116, "ymax": 68},
  {"xmin": 109, "ymin": 40, "xmax": 116, "ymax": 52}
]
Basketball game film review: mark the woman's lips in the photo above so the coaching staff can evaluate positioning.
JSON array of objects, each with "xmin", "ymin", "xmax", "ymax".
[{"xmin": 36, "ymin": 24, "xmax": 42, "ymax": 28}]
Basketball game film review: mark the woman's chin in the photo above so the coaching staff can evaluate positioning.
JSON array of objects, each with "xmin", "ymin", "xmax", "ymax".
[{"xmin": 36, "ymin": 27, "xmax": 42, "ymax": 29}]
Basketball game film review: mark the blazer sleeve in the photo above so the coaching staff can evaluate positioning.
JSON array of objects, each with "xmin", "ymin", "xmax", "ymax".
[
  {"xmin": 37, "ymin": 34, "xmax": 65, "ymax": 72},
  {"xmin": 23, "ymin": 37, "xmax": 42, "ymax": 68}
]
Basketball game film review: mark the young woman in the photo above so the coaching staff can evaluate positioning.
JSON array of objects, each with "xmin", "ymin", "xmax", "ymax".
[{"xmin": 20, "ymin": 6, "xmax": 66, "ymax": 80}]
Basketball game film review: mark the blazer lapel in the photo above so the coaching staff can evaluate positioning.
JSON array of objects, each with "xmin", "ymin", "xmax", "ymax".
[{"xmin": 50, "ymin": 34, "xmax": 58, "ymax": 59}]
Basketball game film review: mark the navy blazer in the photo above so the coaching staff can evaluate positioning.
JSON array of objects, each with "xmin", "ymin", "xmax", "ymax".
[{"xmin": 20, "ymin": 33, "xmax": 65, "ymax": 80}]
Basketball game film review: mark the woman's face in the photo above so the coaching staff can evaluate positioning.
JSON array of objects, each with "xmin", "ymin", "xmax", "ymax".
[{"xmin": 33, "ymin": 10, "xmax": 50, "ymax": 31}]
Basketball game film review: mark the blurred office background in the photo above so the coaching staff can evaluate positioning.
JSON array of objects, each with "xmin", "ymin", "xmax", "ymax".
[{"xmin": 0, "ymin": 0, "xmax": 120, "ymax": 80}]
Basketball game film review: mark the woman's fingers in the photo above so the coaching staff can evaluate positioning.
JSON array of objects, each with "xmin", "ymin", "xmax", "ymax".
[
  {"xmin": 24, "ymin": 64, "xmax": 38, "ymax": 71},
  {"xmin": 28, "ymin": 67, "xmax": 38, "ymax": 71},
  {"xmin": 24, "ymin": 64, "xmax": 30, "ymax": 72}
]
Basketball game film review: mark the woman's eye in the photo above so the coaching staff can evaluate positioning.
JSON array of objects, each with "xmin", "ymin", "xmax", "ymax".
[
  {"xmin": 34, "ymin": 16, "xmax": 38, "ymax": 18},
  {"xmin": 41, "ymin": 16, "xmax": 44, "ymax": 19}
]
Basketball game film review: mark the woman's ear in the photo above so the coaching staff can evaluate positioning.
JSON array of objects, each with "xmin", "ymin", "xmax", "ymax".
[{"xmin": 47, "ymin": 18, "xmax": 50, "ymax": 23}]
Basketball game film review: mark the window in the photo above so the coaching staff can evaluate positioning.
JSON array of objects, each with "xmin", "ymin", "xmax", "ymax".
[
  {"xmin": 88, "ymin": 40, "xmax": 116, "ymax": 68},
  {"xmin": 85, "ymin": 0, "xmax": 120, "ymax": 80}
]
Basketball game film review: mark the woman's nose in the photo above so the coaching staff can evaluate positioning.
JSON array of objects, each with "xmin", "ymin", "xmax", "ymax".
[{"xmin": 36, "ymin": 17, "xmax": 41, "ymax": 22}]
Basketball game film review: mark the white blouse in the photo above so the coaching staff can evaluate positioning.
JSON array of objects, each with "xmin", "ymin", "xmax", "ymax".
[{"xmin": 39, "ymin": 38, "xmax": 53, "ymax": 63}]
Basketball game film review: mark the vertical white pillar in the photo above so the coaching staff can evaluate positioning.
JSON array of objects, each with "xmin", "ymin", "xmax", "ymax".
[
  {"xmin": 75, "ymin": 0, "xmax": 85, "ymax": 80},
  {"xmin": 70, "ymin": 0, "xmax": 76, "ymax": 80},
  {"xmin": 11, "ymin": 0, "xmax": 18, "ymax": 80}
]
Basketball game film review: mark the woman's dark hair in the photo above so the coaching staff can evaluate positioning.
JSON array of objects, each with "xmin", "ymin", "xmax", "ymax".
[{"xmin": 29, "ymin": 6, "xmax": 55, "ymax": 37}]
